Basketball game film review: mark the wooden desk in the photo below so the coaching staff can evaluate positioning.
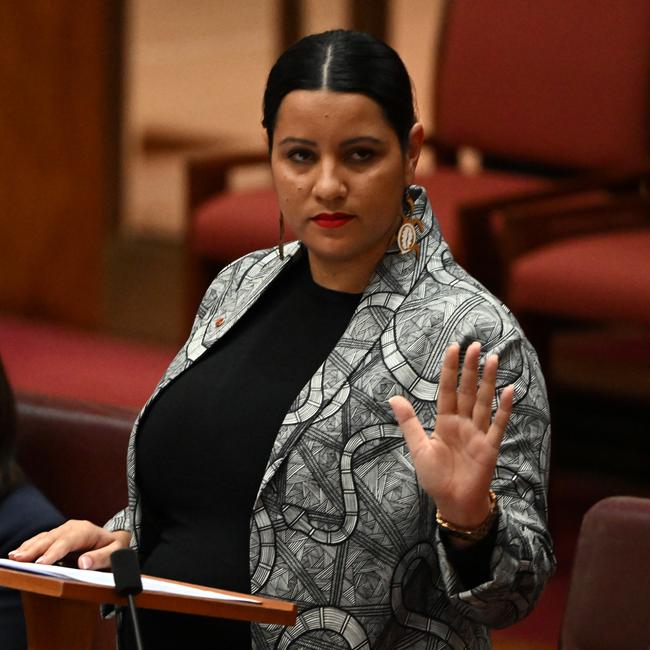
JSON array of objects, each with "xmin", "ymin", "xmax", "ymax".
[{"xmin": 0, "ymin": 567, "xmax": 296, "ymax": 650}]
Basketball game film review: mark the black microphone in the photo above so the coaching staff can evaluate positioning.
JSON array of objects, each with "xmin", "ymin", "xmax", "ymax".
[{"xmin": 111, "ymin": 548, "xmax": 145, "ymax": 650}]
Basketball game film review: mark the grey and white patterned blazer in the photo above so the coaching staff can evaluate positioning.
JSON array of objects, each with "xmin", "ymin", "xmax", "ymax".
[{"xmin": 107, "ymin": 186, "xmax": 555, "ymax": 649}]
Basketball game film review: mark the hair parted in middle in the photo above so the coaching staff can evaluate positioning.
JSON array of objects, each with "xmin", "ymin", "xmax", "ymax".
[{"xmin": 262, "ymin": 29, "xmax": 416, "ymax": 152}]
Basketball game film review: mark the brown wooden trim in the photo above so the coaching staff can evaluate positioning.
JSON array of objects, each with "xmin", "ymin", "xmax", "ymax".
[
  {"xmin": 0, "ymin": 1, "xmax": 124, "ymax": 327},
  {"xmin": 106, "ymin": 0, "xmax": 125, "ymax": 230},
  {"xmin": 1, "ymin": 567, "xmax": 297, "ymax": 624},
  {"xmin": 498, "ymin": 195, "xmax": 650, "ymax": 259},
  {"xmin": 185, "ymin": 147, "xmax": 270, "ymax": 217},
  {"xmin": 279, "ymin": 0, "xmax": 302, "ymax": 52},
  {"xmin": 431, "ymin": 0, "xmax": 456, "ymax": 158},
  {"xmin": 350, "ymin": 0, "xmax": 388, "ymax": 41},
  {"xmin": 22, "ymin": 592, "xmax": 97, "ymax": 650}
]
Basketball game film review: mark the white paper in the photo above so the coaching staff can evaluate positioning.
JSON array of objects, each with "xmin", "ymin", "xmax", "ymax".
[{"xmin": 0, "ymin": 558, "xmax": 261, "ymax": 604}]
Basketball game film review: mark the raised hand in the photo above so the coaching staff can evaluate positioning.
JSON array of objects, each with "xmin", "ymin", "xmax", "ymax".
[
  {"xmin": 8, "ymin": 521, "xmax": 131, "ymax": 570},
  {"xmin": 389, "ymin": 342, "xmax": 513, "ymax": 531}
]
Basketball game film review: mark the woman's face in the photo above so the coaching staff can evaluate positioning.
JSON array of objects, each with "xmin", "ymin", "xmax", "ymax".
[{"xmin": 270, "ymin": 90, "xmax": 423, "ymax": 282}]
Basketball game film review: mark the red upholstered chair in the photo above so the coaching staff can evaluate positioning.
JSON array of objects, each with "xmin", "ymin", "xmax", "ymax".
[
  {"xmin": 559, "ymin": 496, "xmax": 650, "ymax": 649},
  {"xmin": 15, "ymin": 392, "xmax": 134, "ymax": 525},
  {"xmin": 185, "ymin": 0, "xmax": 650, "ymax": 312},
  {"xmin": 459, "ymin": 172, "xmax": 650, "ymax": 366},
  {"xmin": 515, "ymin": 183, "xmax": 649, "ymax": 335},
  {"xmin": 429, "ymin": 2, "xmax": 650, "ymax": 379},
  {"xmin": 15, "ymin": 392, "xmax": 137, "ymax": 650}
]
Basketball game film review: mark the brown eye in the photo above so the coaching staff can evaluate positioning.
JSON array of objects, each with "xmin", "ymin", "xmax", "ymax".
[
  {"xmin": 348, "ymin": 148, "xmax": 375, "ymax": 162},
  {"xmin": 287, "ymin": 148, "xmax": 315, "ymax": 163}
]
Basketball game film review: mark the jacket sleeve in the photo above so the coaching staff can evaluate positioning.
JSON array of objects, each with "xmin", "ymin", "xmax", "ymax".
[
  {"xmin": 434, "ymin": 335, "xmax": 556, "ymax": 627},
  {"xmin": 104, "ymin": 507, "xmax": 131, "ymax": 534}
]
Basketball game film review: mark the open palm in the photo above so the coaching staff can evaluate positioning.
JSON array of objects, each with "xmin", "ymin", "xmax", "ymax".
[{"xmin": 390, "ymin": 342, "xmax": 513, "ymax": 528}]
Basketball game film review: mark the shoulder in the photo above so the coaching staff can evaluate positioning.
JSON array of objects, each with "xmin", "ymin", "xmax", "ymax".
[
  {"xmin": 202, "ymin": 244, "xmax": 299, "ymax": 304},
  {"xmin": 194, "ymin": 245, "xmax": 303, "ymax": 324},
  {"xmin": 401, "ymin": 188, "xmax": 525, "ymax": 353},
  {"xmin": 392, "ymin": 245, "xmax": 546, "ymax": 393},
  {"xmin": 400, "ymin": 253, "xmax": 523, "ymax": 349}
]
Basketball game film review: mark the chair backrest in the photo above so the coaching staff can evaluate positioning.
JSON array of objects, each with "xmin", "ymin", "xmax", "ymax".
[
  {"xmin": 15, "ymin": 392, "xmax": 135, "ymax": 526},
  {"xmin": 560, "ymin": 496, "xmax": 650, "ymax": 649},
  {"xmin": 435, "ymin": 0, "xmax": 650, "ymax": 171}
]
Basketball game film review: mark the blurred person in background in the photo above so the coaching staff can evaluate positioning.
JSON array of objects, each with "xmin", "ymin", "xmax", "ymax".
[{"xmin": 0, "ymin": 357, "xmax": 64, "ymax": 650}]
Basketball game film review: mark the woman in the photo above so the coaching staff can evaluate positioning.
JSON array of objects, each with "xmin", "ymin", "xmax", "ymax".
[
  {"xmin": 1, "ymin": 358, "xmax": 64, "ymax": 649},
  {"xmin": 10, "ymin": 30, "xmax": 554, "ymax": 648}
]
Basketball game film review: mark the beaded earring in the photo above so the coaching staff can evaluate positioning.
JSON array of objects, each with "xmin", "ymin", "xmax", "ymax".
[{"xmin": 396, "ymin": 190, "xmax": 424, "ymax": 258}]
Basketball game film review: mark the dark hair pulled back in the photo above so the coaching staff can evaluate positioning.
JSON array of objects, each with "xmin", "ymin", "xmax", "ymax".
[{"xmin": 262, "ymin": 29, "xmax": 415, "ymax": 151}]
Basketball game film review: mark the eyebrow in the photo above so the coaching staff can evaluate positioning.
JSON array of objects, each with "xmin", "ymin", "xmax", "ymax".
[
  {"xmin": 341, "ymin": 136, "xmax": 384, "ymax": 146},
  {"xmin": 277, "ymin": 137, "xmax": 316, "ymax": 147},
  {"xmin": 277, "ymin": 136, "xmax": 384, "ymax": 147}
]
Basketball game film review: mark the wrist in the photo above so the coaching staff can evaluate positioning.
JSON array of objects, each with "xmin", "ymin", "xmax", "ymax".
[
  {"xmin": 436, "ymin": 490, "xmax": 498, "ymax": 542},
  {"xmin": 436, "ymin": 492, "xmax": 493, "ymax": 529}
]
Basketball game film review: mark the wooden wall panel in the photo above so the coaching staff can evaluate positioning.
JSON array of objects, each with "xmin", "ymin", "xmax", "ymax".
[{"xmin": 0, "ymin": 1, "xmax": 121, "ymax": 328}]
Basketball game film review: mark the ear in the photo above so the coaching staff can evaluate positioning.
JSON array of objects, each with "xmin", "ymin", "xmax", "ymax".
[{"xmin": 404, "ymin": 122, "xmax": 424, "ymax": 184}]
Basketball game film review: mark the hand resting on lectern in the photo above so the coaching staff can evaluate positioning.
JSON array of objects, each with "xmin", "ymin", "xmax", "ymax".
[{"xmin": 9, "ymin": 521, "xmax": 130, "ymax": 570}]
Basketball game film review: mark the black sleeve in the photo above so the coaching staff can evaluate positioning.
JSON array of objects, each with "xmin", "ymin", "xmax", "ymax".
[{"xmin": 438, "ymin": 514, "xmax": 499, "ymax": 589}]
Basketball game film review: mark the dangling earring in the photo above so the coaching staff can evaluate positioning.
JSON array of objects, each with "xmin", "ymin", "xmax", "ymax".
[
  {"xmin": 396, "ymin": 189, "xmax": 424, "ymax": 258},
  {"xmin": 278, "ymin": 212, "xmax": 285, "ymax": 260}
]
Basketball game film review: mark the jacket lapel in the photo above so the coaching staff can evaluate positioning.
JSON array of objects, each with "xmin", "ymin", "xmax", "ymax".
[
  {"xmin": 257, "ymin": 188, "xmax": 438, "ymax": 495},
  {"xmin": 147, "ymin": 244, "xmax": 301, "ymax": 403}
]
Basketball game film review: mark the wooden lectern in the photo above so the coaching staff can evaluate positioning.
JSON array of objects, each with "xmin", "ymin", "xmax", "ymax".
[{"xmin": 0, "ymin": 567, "xmax": 296, "ymax": 650}]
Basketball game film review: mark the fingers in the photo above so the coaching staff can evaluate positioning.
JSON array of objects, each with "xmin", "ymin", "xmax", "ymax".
[
  {"xmin": 389, "ymin": 395, "xmax": 429, "ymax": 458},
  {"xmin": 8, "ymin": 520, "xmax": 121, "ymax": 567},
  {"xmin": 436, "ymin": 341, "xmax": 513, "ymax": 442},
  {"xmin": 8, "ymin": 525, "xmax": 72, "ymax": 564},
  {"xmin": 437, "ymin": 343, "xmax": 460, "ymax": 415},
  {"xmin": 473, "ymin": 353, "xmax": 498, "ymax": 432},
  {"xmin": 487, "ymin": 384, "xmax": 514, "ymax": 449},
  {"xmin": 79, "ymin": 531, "xmax": 132, "ymax": 570},
  {"xmin": 457, "ymin": 342, "xmax": 481, "ymax": 418}
]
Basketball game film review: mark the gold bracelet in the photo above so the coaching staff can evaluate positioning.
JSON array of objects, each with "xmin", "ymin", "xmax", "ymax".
[{"xmin": 436, "ymin": 490, "xmax": 499, "ymax": 542}]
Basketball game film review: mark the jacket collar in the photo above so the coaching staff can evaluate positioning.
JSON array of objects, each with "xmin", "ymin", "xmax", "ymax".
[{"xmin": 258, "ymin": 185, "xmax": 446, "ymax": 493}]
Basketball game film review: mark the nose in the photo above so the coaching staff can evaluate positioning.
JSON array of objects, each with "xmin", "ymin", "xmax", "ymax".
[{"xmin": 313, "ymin": 160, "xmax": 347, "ymax": 203}]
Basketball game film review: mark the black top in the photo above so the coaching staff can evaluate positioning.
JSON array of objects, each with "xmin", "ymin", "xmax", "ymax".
[
  {"xmin": 133, "ymin": 253, "xmax": 362, "ymax": 649},
  {"xmin": 129, "ymin": 252, "xmax": 495, "ymax": 650}
]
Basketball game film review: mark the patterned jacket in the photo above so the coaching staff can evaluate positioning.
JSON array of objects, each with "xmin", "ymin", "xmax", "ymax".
[{"xmin": 107, "ymin": 186, "xmax": 555, "ymax": 649}]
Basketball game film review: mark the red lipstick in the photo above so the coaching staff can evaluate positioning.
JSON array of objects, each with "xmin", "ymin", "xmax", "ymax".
[{"xmin": 311, "ymin": 212, "xmax": 354, "ymax": 228}]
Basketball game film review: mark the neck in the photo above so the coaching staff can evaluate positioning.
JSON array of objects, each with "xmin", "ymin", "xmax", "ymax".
[
  {"xmin": 306, "ymin": 245, "xmax": 388, "ymax": 294},
  {"xmin": 304, "ymin": 212, "xmax": 402, "ymax": 292}
]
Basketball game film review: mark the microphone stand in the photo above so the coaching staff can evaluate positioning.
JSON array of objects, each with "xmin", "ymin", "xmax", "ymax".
[
  {"xmin": 126, "ymin": 593, "xmax": 144, "ymax": 650},
  {"xmin": 111, "ymin": 548, "xmax": 145, "ymax": 650}
]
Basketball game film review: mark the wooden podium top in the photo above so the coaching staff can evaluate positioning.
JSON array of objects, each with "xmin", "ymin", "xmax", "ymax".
[{"xmin": 0, "ymin": 566, "xmax": 296, "ymax": 626}]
